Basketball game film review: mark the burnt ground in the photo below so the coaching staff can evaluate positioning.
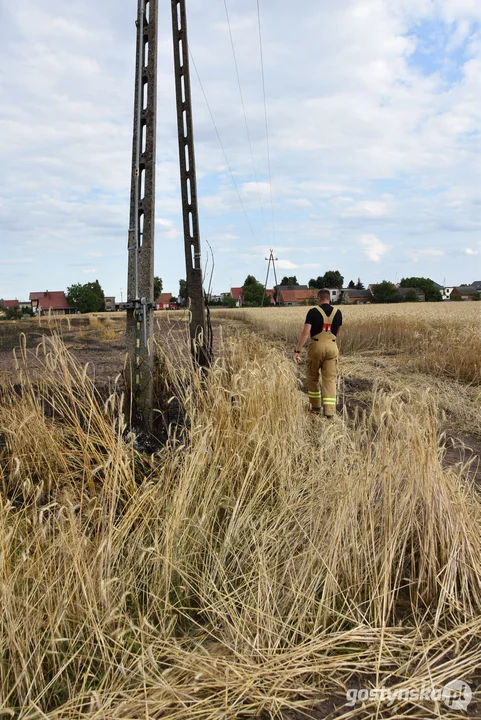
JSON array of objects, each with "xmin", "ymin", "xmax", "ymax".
[
  {"xmin": 1, "ymin": 317, "xmax": 480, "ymax": 485},
  {"xmin": 1, "ymin": 317, "xmax": 480, "ymax": 718}
]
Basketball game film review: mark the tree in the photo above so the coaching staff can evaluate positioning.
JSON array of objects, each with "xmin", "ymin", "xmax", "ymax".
[
  {"xmin": 402, "ymin": 289, "xmax": 419, "ymax": 302},
  {"xmin": 309, "ymin": 270, "xmax": 344, "ymax": 289},
  {"xmin": 323, "ymin": 270, "xmax": 344, "ymax": 288},
  {"xmin": 4, "ymin": 307, "xmax": 22, "ymax": 320},
  {"xmin": 280, "ymin": 276, "xmax": 298, "ymax": 286},
  {"xmin": 242, "ymin": 275, "xmax": 265, "ymax": 306},
  {"xmin": 371, "ymin": 281, "xmax": 402, "ymax": 304},
  {"xmin": 154, "ymin": 276, "xmax": 163, "ymax": 299},
  {"xmin": 66, "ymin": 280, "xmax": 105, "ymax": 313},
  {"xmin": 355, "ymin": 277, "xmax": 365, "ymax": 290},
  {"xmin": 348, "ymin": 280, "xmax": 356, "ymax": 289},
  {"xmin": 399, "ymin": 277, "xmax": 442, "ymax": 302},
  {"xmin": 178, "ymin": 279, "xmax": 187, "ymax": 305},
  {"xmin": 223, "ymin": 294, "xmax": 237, "ymax": 308}
]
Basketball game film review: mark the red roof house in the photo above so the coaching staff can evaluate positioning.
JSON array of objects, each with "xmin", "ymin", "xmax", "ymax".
[
  {"xmin": 30, "ymin": 291, "xmax": 72, "ymax": 315},
  {"xmin": 3, "ymin": 300, "xmax": 20, "ymax": 308},
  {"xmin": 230, "ymin": 287, "xmax": 275, "ymax": 306},
  {"xmin": 156, "ymin": 292, "xmax": 173, "ymax": 309},
  {"xmin": 230, "ymin": 287, "xmax": 244, "ymax": 305},
  {"xmin": 278, "ymin": 289, "xmax": 317, "ymax": 306}
]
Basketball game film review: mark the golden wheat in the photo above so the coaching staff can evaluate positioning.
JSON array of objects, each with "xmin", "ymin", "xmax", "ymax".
[
  {"xmin": 213, "ymin": 303, "xmax": 481, "ymax": 384},
  {"xmin": 0, "ymin": 321, "xmax": 480, "ymax": 718}
]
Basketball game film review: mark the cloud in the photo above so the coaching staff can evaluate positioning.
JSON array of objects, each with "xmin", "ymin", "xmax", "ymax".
[
  {"xmin": 359, "ymin": 234, "xmax": 389, "ymax": 262},
  {"xmin": 1, "ymin": 0, "xmax": 480, "ymax": 297},
  {"xmin": 155, "ymin": 218, "xmax": 178, "ymax": 239},
  {"xmin": 276, "ymin": 260, "xmax": 321, "ymax": 270},
  {"xmin": 407, "ymin": 248, "xmax": 445, "ymax": 261},
  {"xmin": 465, "ymin": 248, "xmax": 479, "ymax": 255},
  {"xmin": 339, "ymin": 198, "xmax": 393, "ymax": 219},
  {"xmin": 286, "ymin": 198, "xmax": 313, "ymax": 208}
]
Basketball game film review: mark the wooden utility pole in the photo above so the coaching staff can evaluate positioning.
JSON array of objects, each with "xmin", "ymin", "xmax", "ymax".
[
  {"xmin": 171, "ymin": 0, "xmax": 210, "ymax": 367},
  {"xmin": 125, "ymin": 0, "xmax": 158, "ymax": 431}
]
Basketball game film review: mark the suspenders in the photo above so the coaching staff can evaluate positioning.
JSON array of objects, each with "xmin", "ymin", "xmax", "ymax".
[{"xmin": 314, "ymin": 306, "xmax": 338, "ymax": 333}]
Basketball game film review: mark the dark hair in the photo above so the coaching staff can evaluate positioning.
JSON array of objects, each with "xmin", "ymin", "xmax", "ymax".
[{"xmin": 317, "ymin": 289, "xmax": 331, "ymax": 301}]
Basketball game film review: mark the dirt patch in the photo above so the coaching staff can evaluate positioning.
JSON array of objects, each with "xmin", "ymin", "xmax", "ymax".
[{"xmin": 442, "ymin": 433, "xmax": 481, "ymax": 487}]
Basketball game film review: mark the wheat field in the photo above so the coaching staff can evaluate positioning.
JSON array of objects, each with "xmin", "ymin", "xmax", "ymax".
[{"xmin": 0, "ymin": 304, "xmax": 480, "ymax": 718}]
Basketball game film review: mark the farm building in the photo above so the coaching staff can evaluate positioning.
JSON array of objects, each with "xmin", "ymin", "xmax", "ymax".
[
  {"xmin": 278, "ymin": 289, "xmax": 317, "ymax": 306},
  {"xmin": 29, "ymin": 291, "xmax": 73, "ymax": 315},
  {"xmin": 156, "ymin": 293, "xmax": 177, "ymax": 310},
  {"xmin": 450, "ymin": 286, "xmax": 480, "ymax": 300},
  {"xmin": 230, "ymin": 287, "xmax": 275, "ymax": 307},
  {"xmin": 342, "ymin": 289, "xmax": 372, "ymax": 304},
  {"xmin": 230, "ymin": 287, "xmax": 244, "ymax": 307},
  {"xmin": 397, "ymin": 287, "xmax": 426, "ymax": 302}
]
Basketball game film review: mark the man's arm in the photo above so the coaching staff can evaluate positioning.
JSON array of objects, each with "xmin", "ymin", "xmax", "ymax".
[{"xmin": 294, "ymin": 323, "xmax": 311, "ymax": 364}]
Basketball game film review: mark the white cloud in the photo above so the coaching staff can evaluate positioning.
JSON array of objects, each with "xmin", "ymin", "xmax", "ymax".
[
  {"xmin": 1, "ymin": 0, "xmax": 481, "ymax": 297},
  {"xmin": 407, "ymin": 248, "xmax": 445, "ymax": 261},
  {"xmin": 359, "ymin": 234, "xmax": 389, "ymax": 262},
  {"xmin": 286, "ymin": 198, "xmax": 313, "ymax": 208},
  {"xmin": 339, "ymin": 199, "xmax": 393, "ymax": 219},
  {"xmin": 276, "ymin": 260, "xmax": 320, "ymax": 270},
  {"xmin": 465, "ymin": 248, "xmax": 479, "ymax": 255},
  {"xmin": 155, "ymin": 218, "xmax": 178, "ymax": 239}
]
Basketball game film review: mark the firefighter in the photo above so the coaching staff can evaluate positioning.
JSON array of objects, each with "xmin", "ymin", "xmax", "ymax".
[{"xmin": 294, "ymin": 289, "xmax": 342, "ymax": 417}]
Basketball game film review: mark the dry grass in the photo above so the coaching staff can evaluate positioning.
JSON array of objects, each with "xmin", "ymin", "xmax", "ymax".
[
  {"xmin": 213, "ymin": 304, "xmax": 481, "ymax": 384},
  {"xmin": 0, "ymin": 322, "xmax": 480, "ymax": 718},
  {"xmin": 77, "ymin": 315, "xmax": 117, "ymax": 342}
]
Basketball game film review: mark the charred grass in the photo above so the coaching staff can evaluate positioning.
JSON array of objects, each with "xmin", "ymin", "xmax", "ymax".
[{"xmin": 0, "ymin": 316, "xmax": 480, "ymax": 718}]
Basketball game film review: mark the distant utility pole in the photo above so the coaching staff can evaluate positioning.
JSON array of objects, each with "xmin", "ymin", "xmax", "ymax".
[
  {"xmin": 262, "ymin": 249, "xmax": 279, "ymax": 307},
  {"xmin": 125, "ymin": 0, "xmax": 158, "ymax": 431},
  {"xmin": 171, "ymin": 0, "xmax": 210, "ymax": 367}
]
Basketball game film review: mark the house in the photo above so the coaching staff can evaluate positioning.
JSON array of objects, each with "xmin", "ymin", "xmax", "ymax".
[
  {"xmin": 265, "ymin": 289, "xmax": 276, "ymax": 305},
  {"xmin": 326, "ymin": 288, "xmax": 343, "ymax": 303},
  {"xmin": 3, "ymin": 300, "xmax": 20, "ymax": 309},
  {"xmin": 156, "ymin": 293, "xmax": 174, "ymax": 310},
  {"xmin": 278, "ymin": 289, "xmax": 317, "ymax": 306},
  {"xmin": 342, "ymin": 289, "xmax": 372, "ymax": 305},
  {"xmin": 30, "ymin": 291, "xmax": 73, "ymax": 315},
  {"xmin": 397, "ymin": 287, "xmax": 426, "ymax": 302},
  {"xmin": 450, "ymin": 286, "xmax": 480, "ymax": 301},
  {"xmin": 104, "ymin": 296, "xmax": 116, "ymax": 312},
  {"xmin": 230, "ymin": 287, "xmax": 244, "ymax": 307},
  {"xmin": 442, "ymin": 287, "xmax": 454, "ymax": 301},
  {"xmin": 471, "ymin": 281, "xmax": 481, "ymax": 292}
]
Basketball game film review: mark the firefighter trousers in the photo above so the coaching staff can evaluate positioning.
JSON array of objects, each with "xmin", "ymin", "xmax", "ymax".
[{"xmin": 306, "ymin": 338, "xmax": 338, "ymax": 415}]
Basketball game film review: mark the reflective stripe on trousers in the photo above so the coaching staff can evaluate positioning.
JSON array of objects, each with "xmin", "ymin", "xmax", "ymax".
[{"xmin": 306, "ymin": 333, "xmax": 338, "ymax": 414}]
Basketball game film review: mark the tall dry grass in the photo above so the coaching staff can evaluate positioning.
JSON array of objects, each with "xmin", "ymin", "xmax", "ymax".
[
  {"xmin": 214, "ymin": 304, "xmax": 481, "ymax": 384},
  {"xmin": 0, "ymin": 329, "xmax": 480, "ymax": 717}
]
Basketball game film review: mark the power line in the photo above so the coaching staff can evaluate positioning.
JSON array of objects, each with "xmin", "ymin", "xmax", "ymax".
[
  {"xmin": 223, "ymin": 0, "xmax": 269, "ymax": 241},
  {"xmin": 189, "ymin": 49, "xmax": 260, "ymax": 247},
  {"xmin": 256, "ymin": 0, "xmax": 276, "ymax": 244}
]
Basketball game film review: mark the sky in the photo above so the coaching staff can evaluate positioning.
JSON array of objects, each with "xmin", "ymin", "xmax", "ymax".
[{"xmin": 1, "ymin": 0, "xmax": 480, "ymax": 301}]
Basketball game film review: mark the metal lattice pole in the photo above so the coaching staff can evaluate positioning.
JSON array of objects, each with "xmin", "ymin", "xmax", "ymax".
[
  {"xmin": 171, "ymin": 0, "xmax": 210, "ymax": 367},
  {"xmin": 125, "ymin": 0, "xmax": 158, "ymax": 431}
]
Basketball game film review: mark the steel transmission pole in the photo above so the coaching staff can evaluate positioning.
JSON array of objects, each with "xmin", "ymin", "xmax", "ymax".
[
  {"xmin": 125, "ymin": 0, "xmax": 158, "ymax": 431},
  {"xmin": 171, "ymin": 0, "xmax": 210, "ymax": 367}
]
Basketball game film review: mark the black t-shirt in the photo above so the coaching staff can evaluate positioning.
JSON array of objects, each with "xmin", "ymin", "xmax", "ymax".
[{"xmin": 305, "ymin": 304, "xmax": 342, "ymax": 337}]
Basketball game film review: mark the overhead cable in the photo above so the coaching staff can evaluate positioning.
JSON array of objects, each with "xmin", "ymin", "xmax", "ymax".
[
  {"xmin": 223, "ymin": 0, "xmax": 269, "ymax": 241},
  {"xmin": 189, "ymin": 50, "xmax": 260, "ymax": 246}
]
